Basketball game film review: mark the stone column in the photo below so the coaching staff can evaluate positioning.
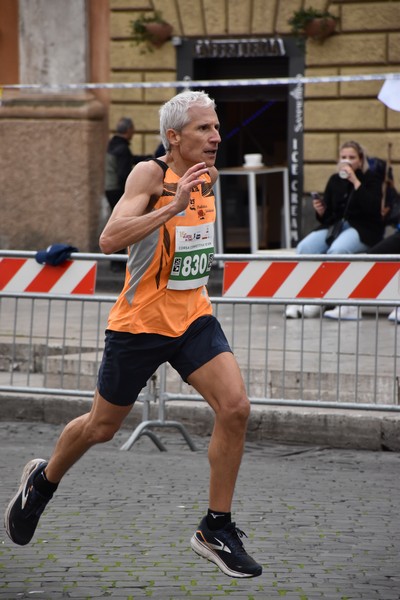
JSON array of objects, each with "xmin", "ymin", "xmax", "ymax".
[
  {"xmin": 19, "ymin": 0, "xmax": 87, "ymax": 87},
  {"xmin": 0, "ymin": 0, "xmax": 107, "ymax": 252}
]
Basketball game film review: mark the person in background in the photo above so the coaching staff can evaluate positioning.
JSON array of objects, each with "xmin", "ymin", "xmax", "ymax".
[
  {"xmin": 5, "ymin": 91, "xmax": 262, "ymax": 580},
  {"xmin": 105, "ymin": 117, "xmax": 152, "ymax": 271},
  {"xmin": 369, "ymin": 225, "xmax": 400, "ymax": 255},
  {"xmin": 105, "ymin": 117, "xmax": 152, "ymax": 210},
  {"xmin": 369, "ymin": 229, "xmax": 400, "ymax": 323},
  {"xmin": 285, "ymin": 140, "xmax": 384, "ymax": 321}
]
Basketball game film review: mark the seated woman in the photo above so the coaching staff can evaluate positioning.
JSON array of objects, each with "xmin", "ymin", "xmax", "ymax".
[{"xmin": 286, "ymin": 140, "xmax": 384, "ymax": 320}]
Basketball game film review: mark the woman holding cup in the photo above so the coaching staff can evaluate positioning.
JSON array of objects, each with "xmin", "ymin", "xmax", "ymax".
[{"xmin": 285, "ymin": 140, "xmax": 384, "ymax": 320}]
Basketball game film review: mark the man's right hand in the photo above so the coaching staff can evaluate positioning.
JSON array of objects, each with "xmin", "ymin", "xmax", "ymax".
[{"xmin": 172, "ymin": 162, "xmax": 210, "ymax": 214}]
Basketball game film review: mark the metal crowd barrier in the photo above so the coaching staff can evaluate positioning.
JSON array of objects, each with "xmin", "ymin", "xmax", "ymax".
[{"xmin": 0, "ymin": 250, "xmax": 399, "ymax": 452}]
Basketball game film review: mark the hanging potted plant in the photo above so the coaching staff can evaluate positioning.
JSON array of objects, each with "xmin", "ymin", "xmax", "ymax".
[
  {"xmin": 130, "ymin": 10, "xmax": 173, "ymax": 53},
  {"xmin": 288, "ymin": 7, "xmax": 338, "ymax": 43}
]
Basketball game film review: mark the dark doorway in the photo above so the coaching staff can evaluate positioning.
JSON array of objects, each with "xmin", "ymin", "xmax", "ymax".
[
  {"xmin": 176, "ymin": 37, "xmax": 304, "ymax": 250},
  {"xmin": 215, "ymin": 98, "xmax": 287, "ymax": 249},
  {"xmin": 217, "ymin": 100, "xmax": 287, "ymax": 168}
]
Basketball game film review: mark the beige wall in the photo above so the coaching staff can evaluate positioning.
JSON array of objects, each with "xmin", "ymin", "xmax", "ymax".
[
  {"xmin": 0, "ymin": 94, "xmax": 106, "ymax": 251},
  {"xmin": 0, "ymin": 1, "xmax": 108, "ymax": 252},
  {"xmin": 109, "ymin": 0, "xmax": 400, "ymax": 191}
]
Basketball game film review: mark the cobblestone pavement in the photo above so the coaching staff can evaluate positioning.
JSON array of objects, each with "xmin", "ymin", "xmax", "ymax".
[{"xmin": 0, "ymin": 421, "xmax": 399, "ymax": 600}]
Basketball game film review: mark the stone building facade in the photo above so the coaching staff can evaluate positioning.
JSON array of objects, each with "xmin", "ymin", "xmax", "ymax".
[
  {"xmin": 110, "ymin": 0, "xmax": 400, "ymax": 185},
  {"xmin": 109, "ymin": 0, "xmax": 400, "ymax": 245},
  {"xmin": 0, "ymin": 0, "xmax": 399, "ymax": 250}
]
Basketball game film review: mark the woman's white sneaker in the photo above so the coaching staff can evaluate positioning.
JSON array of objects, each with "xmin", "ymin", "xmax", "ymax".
[
  {"xmin": 388, "ymin": 308, "xmax": 400, "ymax": 323},
  {"xmin": 303, "ymin": 305, "xmax": 321, "ymax": 318},
  {"xmin": 285, "ymin": 305, "xmax": 321, "ymax": 318},
  {"xmin": 285, "ymin": 305, "xmax": 302, "ymax": 318},
  {"xmin": 324, "ymin": 306, "xmax": 361, "ymax": 321}
]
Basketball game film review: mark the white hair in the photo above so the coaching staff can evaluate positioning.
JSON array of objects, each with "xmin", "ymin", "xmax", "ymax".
[{"xmin": 159, "ymin": 91, "xmax": 216, "ymax": 151}]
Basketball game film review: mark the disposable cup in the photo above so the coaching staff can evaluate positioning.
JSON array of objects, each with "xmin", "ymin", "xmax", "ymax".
[{"xmin": 244, "ymin": 153, "xmax": 263, "ymax": 167}]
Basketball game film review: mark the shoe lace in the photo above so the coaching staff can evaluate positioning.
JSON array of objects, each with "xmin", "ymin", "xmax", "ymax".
[{"xmin": 224, "ymin": 522, "xmax": 248, "ymax": 554}]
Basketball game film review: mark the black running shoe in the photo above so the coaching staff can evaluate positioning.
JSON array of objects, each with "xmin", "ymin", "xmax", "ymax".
[
  {"xmin": 5, "ymin": 458, "xmax": 52, "ymax": 545},
  {"xmin": 191, "ymin": 516, "xmax": 262, "ymax": 578}
]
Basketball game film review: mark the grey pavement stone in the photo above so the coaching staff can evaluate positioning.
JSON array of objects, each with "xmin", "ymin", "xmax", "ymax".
[{"xmin": 0, "ymin": 421, "xmax": 400, "ymax": 600}]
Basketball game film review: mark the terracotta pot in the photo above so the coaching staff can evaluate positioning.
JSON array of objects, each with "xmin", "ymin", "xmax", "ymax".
[
  {"xmin": 144, "ymin": 22, "xmax": 173, "ymax": 48},
  {"xmin": 303, "ymin": 17, "xmax": 336, "ymax": 41}
]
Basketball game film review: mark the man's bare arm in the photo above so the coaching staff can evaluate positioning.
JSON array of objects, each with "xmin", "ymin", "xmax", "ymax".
[{"xmin": 100, "ymin": 161, "xmax": 210, "ymax": 254}]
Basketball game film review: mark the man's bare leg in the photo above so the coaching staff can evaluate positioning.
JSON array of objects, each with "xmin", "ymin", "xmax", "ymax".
[
  {"xmin": 187, "ymin": 351, "xmax": 249, "ymax": 512},
  {"xmin": 45, "ymin": 390, "xmax": 133, "ymax": 483},
  {"xmin": 189, "ymin": 352, "xmax": 262, "ymax": 577}
]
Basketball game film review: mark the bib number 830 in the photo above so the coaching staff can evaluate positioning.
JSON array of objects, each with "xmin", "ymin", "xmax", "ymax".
[
  {"xmin": 172, "ymin": 250, "xmax": 214, "ymax": 280},
  {"xmin": 181, "ymin": 252, "xmax": 210, "ymax": 277}
]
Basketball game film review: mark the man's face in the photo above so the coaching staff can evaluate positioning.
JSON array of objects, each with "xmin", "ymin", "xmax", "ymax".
[{"xmin": 176, "ymin": 106, "xmax": 221, "ymax": 168}]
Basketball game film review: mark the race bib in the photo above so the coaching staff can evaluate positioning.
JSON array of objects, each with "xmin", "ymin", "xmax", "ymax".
[{"xmin": 167, "ymin": 223, "xmax": 214, "ymax": 290}]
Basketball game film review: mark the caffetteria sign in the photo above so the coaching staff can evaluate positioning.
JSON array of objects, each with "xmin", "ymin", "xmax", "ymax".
[{"xmin": 194, "ymin": 38, "xmax": 285, "ymax": 59}]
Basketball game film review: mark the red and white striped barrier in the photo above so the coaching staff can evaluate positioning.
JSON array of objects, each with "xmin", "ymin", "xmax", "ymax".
[
  {"xmin": 0, "ymin": 258, "xmax": 97, "ymax": 294},
  {"xmin": 223, "ymin": 260, "xmax": 400, "ymax": 300}
]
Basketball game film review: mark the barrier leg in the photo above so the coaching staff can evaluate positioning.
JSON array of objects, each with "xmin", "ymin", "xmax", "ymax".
[
  {"xmin": 120, "ymin": 420, "xmax": 167, "ymax": 451},
  {"xmin": 120, "ymin": 369, "xmax": 198, "ymax": 452},
  {"xmin": 120, "ymin": 375, "xmax": 168, "ymax": 451}
]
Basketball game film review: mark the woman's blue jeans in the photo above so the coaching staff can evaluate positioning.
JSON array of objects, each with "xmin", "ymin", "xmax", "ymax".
[{"xmin": 297, "ymin": 221, "xmax": 369, "ymax": 255}]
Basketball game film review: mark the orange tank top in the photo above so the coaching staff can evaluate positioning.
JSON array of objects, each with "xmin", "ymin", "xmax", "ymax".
[{"xmin": 107, "ymin": 160, "xmax": 215, "ymax": 336}]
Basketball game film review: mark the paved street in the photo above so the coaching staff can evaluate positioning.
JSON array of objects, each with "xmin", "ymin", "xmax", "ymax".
[{"xmin": 0, "ymin": 421, "xmax": 399, "ymax": 600}]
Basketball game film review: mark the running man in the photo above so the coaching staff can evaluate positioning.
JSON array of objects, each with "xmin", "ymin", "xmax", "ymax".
[{"xmin": 5, "ymin": 91, "xmax": 262, "ymax": 579}]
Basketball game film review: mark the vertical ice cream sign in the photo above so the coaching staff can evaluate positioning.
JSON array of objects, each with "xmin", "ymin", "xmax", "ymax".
[{"xmin": 288, "ymin": 76, "xmax": 304, "ymax": 246}]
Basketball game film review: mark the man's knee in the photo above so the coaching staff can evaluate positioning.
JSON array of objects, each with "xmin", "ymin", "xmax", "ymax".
[
  {"xmin": 86, "ymin": 390, "xmax": 132, "ymax": 445},
  {"xmin": 219, "ymin": 393, "xmax": 250, "ymax": 428}
]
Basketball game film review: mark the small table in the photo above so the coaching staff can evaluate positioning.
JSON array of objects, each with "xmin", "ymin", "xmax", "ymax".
[{"xmin": 213, "ymin": 165, "xmax": 290, "ymax": 254}]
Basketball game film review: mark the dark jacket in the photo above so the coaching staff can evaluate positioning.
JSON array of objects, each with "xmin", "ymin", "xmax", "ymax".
[
  {"xmin": 105, "ymin": 135, "xmax": 134, "ymax": 193},
  {"xmin": 316, "ymin": 169, "xmax": 384, "ymax": 247},
  {"xmin": 105, "ymin": 135, "xmax": 151, "ymax": 194}
]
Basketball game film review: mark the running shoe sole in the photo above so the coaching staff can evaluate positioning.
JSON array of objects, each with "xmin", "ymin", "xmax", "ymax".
[{"xmin": 190, "ymin": 533, "xmax": 261, "ymax": 578}]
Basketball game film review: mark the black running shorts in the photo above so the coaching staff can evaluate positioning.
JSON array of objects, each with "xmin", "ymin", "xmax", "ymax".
[{"xmin": 97, "ymin": 315, "xmax": 232, "ymax": 406}]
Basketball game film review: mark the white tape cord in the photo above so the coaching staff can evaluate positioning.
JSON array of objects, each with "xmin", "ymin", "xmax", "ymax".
[{"xmin": 1, "ymin": 72, "xmax": 400, "ymax": 92}]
